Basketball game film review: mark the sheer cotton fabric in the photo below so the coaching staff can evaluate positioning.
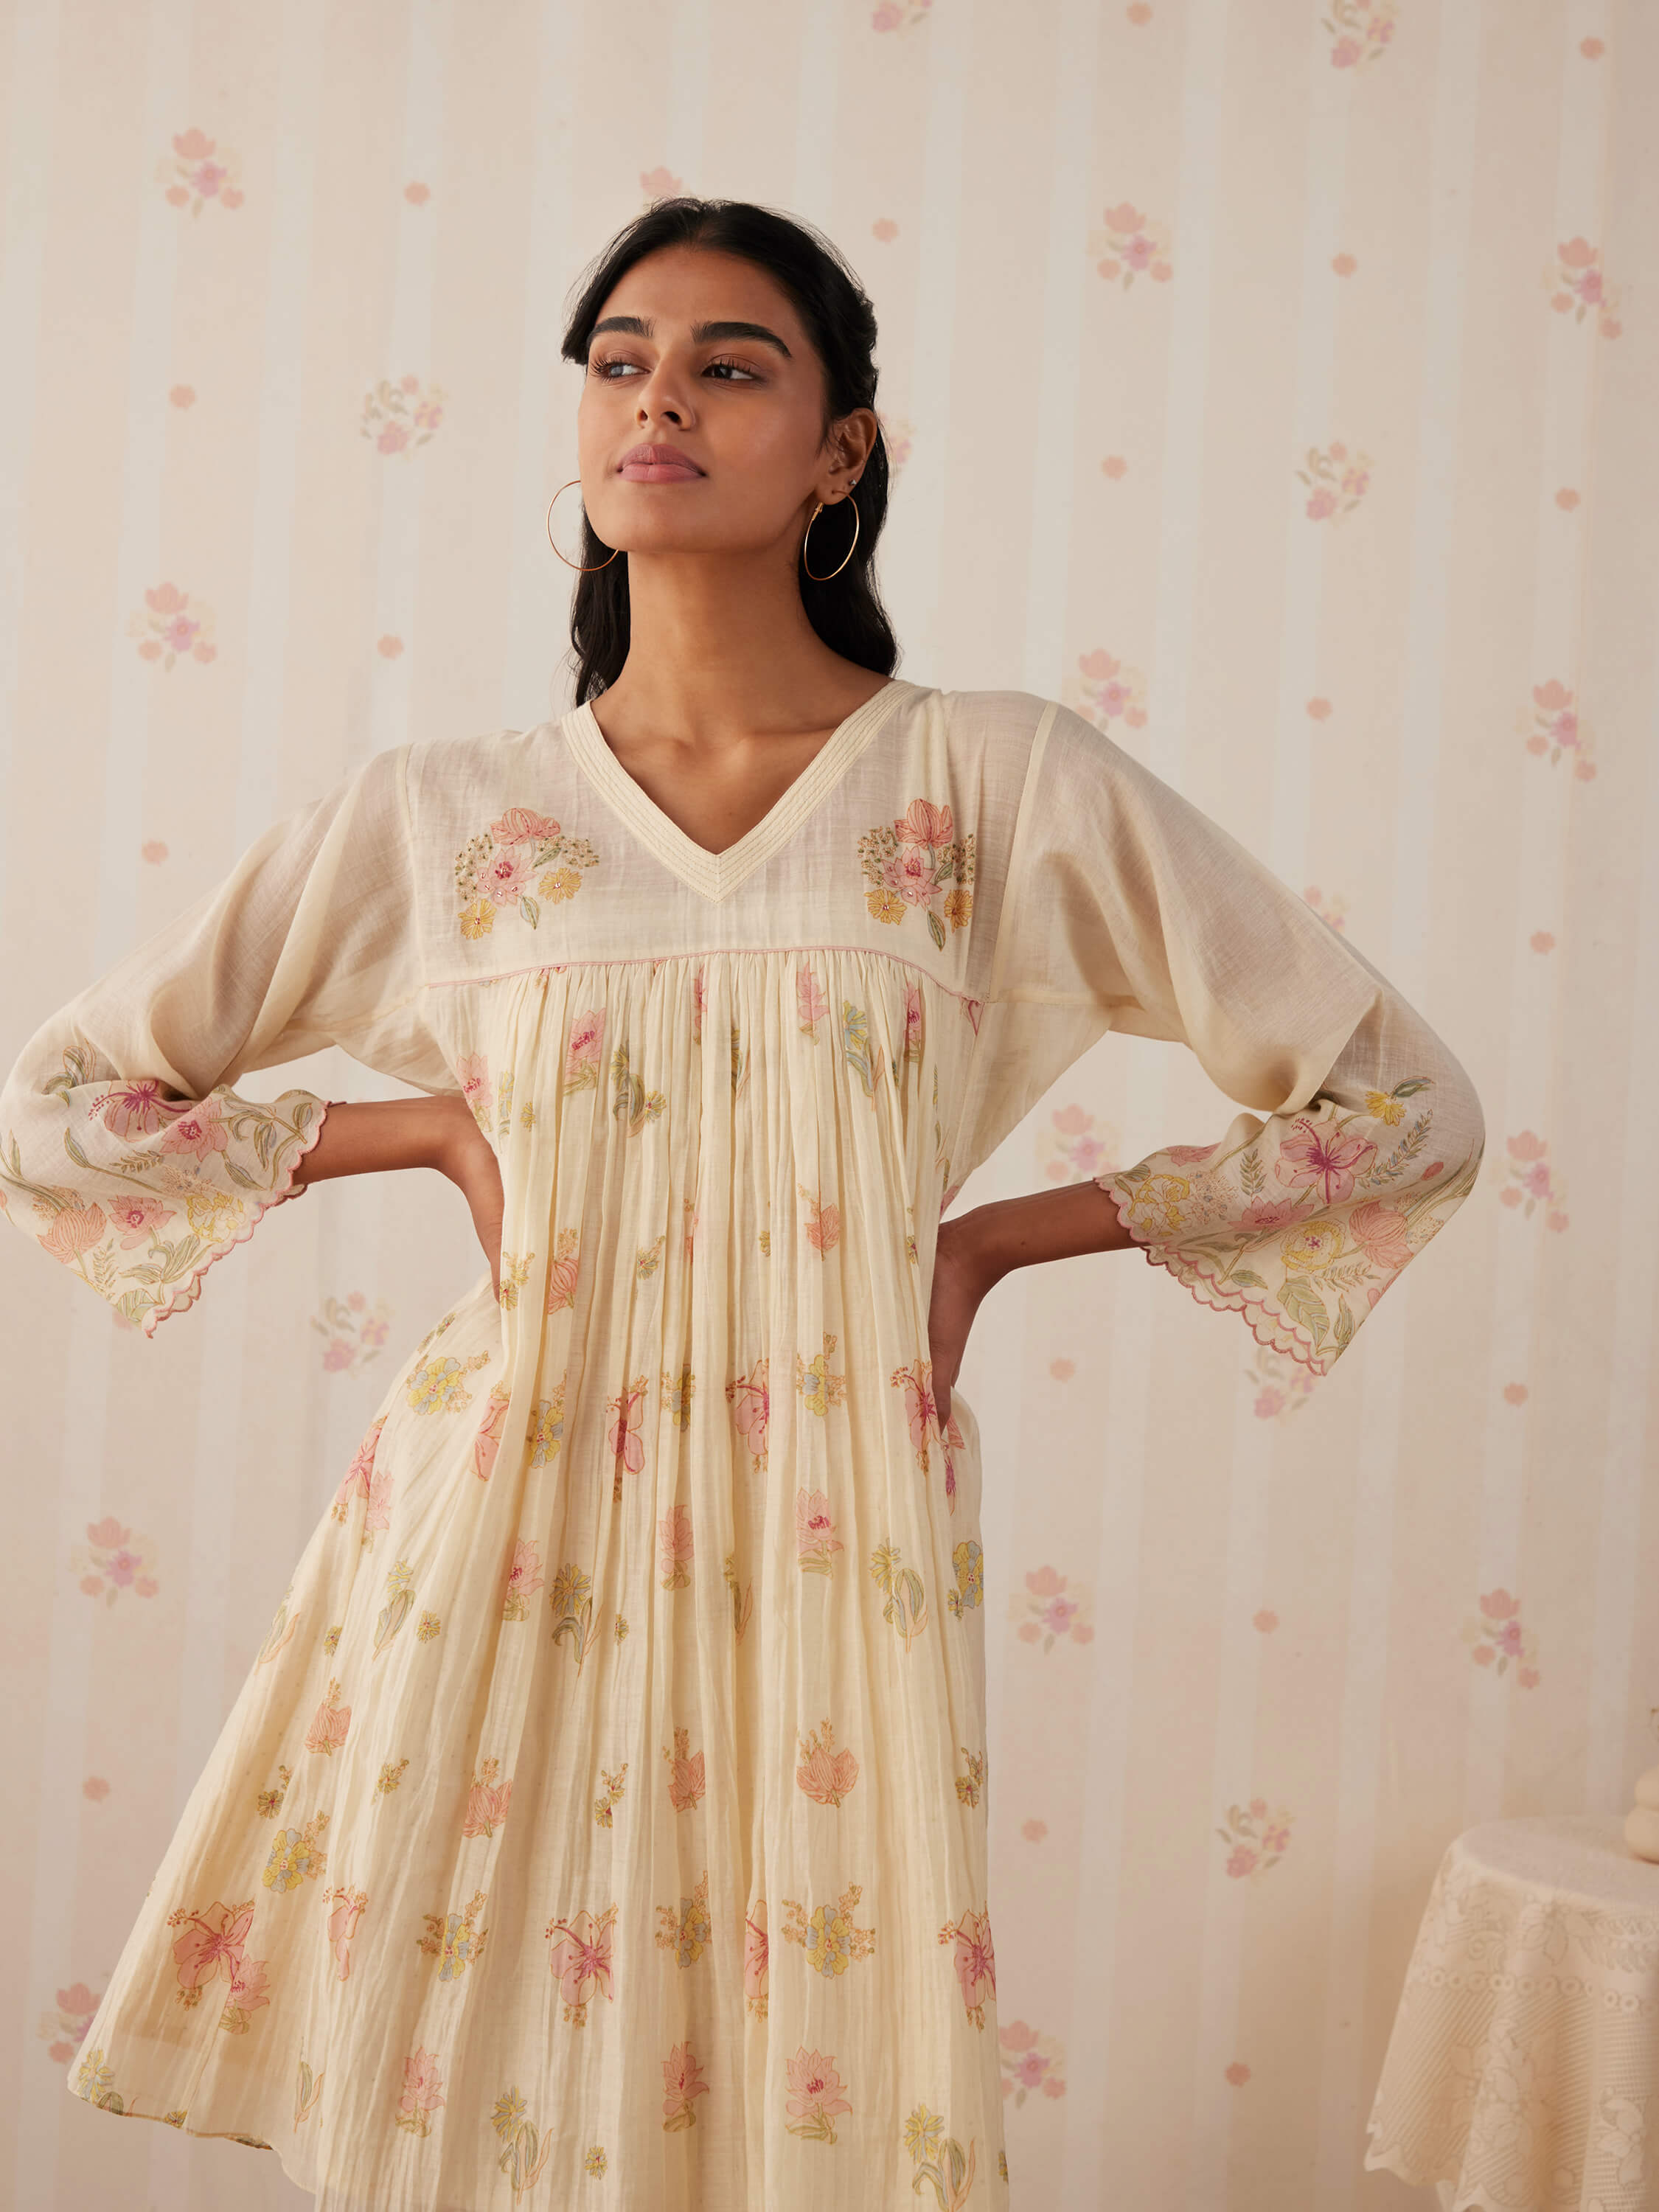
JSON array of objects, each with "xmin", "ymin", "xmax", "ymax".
[{"xmin": 0, "ymin": 682, "xmax": 1484, "ymax": 2210}]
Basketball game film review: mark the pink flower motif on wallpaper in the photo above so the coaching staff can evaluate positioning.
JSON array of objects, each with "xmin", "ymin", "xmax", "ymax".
[
  {"xmin": 998, "ymin": 2019, "xmax": 1067, "ymax": 2107},
  {"xmin": 1037, "ymin": 1101, "xmax": 1119, "ymax": 1185},
  {"xmin": 71, "ymin": 1516, "xmax": 159, "ymax": 1606},
  {"xmin": 1462, "ymin": 1587, "xmax": 1540, "ymax": 1686},
  {"xmin": 1323, "ymin": 0, "xmax": 1397, "ymax": 69},
  {"xmin": 359, "ymin": 374, "xmax": 447, "ymax": 459},
  {"xmin": 1520, "ymin": 679, "xmax": 1598, "ymax": 779},
  {"xmin": 1072, "ymin": 647, "xmax": 1150, "ymax": 733},
  {"xmin": 1248, "ymin": 1344, "xmax": 1318, "ymax": 1422},
  {"xmin": 871, "ymin": 0, "xmax": 933, "ymax": 32},
  {"xmin": 128, "ymin": 581, "xmax": 218, "ymax": 669},
  {"xmin": 1498, "ymin": 1131, "xmax": 1568, "ymax": 1231},
  {"xmin": 38, "ymin": 1981, "xmax": 101, "ymax": 2067},
  {"xmin": 878, "ymin": 411, "xmax": 914, "ymax": 473},
  {"xmin": 1303, "ymin": 884, "xmax": 1349, "ymax": 933},
  {"xmin": 1546, "ymin": 237, "xmax": 1622, "ymax": 338},
  {"xmin": 311, "ymin": 1290, "xmax": 392, "ymax": 1375},
  {"xmin": 1297, "ymin": 442, "xmax": 1372, "ymax": 524},
  {"xmin": 156, "ymin": 127, "xmax": 245, "ymax": 215},
  {"xmin": 1012, "ymin": 1565, "xmax": 1094, "ymax": 1652},
  {"xmin": 1218, "ymin": 1798, "xmax": 1294, "ymax": 1879},
  {"xmin": 1089, "ymin": 202, "xmax": 1174, "ymax": 288}
]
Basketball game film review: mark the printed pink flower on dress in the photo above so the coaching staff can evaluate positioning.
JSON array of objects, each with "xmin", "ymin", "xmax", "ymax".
[
  {"xmin": 785, "ymin": 2046, "xmax": 854, "ymax": 2143},
  {"xmin": 393, "ymin": 2047, "xmax": 446, "ymax": 2137},
  {"xmin": 0, "ymin": 1055, "xmax": 326, "ymax": 1337},
  {"xmin": 453, "ymin": 808, "xmax": 600, "ymax": 939},
  {"xmin": 858, "ymin": 799, "xmax": 975, "ymax": 950},
  {"xmin": 164, "ymin": 1899, "xmax": 270, "ymax": 2034},
  {"xmin": 661, "ymin": 2040, "xmax": 710, "ymax": 2130},
  {"xmin": 937, "ymin": 1904, "xmax": 997, "ymax": 2028},
  {"xmin": 1099, "ymin": 1070, "xmax": 1483, "ymax": 1377}
]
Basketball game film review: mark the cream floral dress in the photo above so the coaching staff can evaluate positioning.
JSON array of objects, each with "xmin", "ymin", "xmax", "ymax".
[{"xmin": 0, "ymin": 680, "xmax": 1484, "ymax": 2210}]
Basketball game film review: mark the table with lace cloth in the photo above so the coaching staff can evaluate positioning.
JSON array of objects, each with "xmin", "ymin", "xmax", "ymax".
[{"xmin": 1364, "ymin": 1813, "xmax": 1659, "ymax": 2212}]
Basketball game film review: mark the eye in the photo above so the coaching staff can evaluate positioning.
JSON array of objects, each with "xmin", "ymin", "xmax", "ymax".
[
  {"xmin": 585, "ymin": 352, "xmax": 761, "ymax": 383},
  {"xmin": 703, "ymin": 354, "xmax": 761, "ymax": 382}
]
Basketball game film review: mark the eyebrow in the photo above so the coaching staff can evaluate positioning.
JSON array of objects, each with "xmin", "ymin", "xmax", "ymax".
[{"xmin": 588, "ymin": 314, "xmax": 793, "ymax": 359}]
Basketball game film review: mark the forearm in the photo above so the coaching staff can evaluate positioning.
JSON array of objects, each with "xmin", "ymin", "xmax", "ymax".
[
  {"xmin": 961, "ymin": 1181, "xmax": 1136, "ymax": 1288},
  {"xmin": 291, "ymin": 1095, "xmax": 470, "ymax": 1186}
]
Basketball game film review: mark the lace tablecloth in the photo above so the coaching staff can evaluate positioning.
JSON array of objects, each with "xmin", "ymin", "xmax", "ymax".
[{"xmin": 1364, "ymin": 1814, "xmax": 1659, "ymax": 2211}]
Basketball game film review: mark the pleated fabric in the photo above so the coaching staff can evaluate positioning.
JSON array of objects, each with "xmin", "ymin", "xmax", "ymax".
[{"xmin": 0, "ymin": 678, "xmax": 1481, "ymax": 2205}]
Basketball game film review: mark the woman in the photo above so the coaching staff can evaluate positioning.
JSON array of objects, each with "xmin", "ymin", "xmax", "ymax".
[{"xmin": 0, "ymin": 196, "xmax": 1484, "ymax": 2209}]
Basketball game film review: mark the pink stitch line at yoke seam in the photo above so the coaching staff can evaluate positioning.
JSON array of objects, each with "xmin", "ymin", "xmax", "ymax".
[{"xmin": 421, "ymin": 943, "xmax": 988, "ymax": 1011}]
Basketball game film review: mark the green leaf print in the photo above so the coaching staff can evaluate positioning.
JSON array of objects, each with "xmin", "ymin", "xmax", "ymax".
[{"xmin": 1278, "ymin": 1272, "xmax": 1330, "ymax": 1349}]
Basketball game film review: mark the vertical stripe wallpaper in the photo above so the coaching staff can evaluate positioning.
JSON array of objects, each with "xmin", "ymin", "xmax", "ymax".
[{"xmin": 0, "ymin": 2, "xmax": 1654, "ymax": 2206}]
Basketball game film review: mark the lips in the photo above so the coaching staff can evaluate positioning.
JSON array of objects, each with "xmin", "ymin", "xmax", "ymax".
[{"xmin": 618, "ymin": 443, "xmax": 704, "ymax": 480}]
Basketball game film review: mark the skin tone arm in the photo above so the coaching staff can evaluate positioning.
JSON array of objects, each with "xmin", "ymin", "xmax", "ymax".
[{"xmin": 293, "ymin": 237, "xmax": 1137, "ymax": 1427}]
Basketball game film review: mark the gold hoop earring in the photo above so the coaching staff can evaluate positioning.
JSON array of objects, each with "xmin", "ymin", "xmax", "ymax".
[
  {"xmin": 801, "ymin": 491, "xmax": 860, "ymax": 582},
  {"xmin": 546, "ymin": 479, "xmax": 619, "ymax": 571}
]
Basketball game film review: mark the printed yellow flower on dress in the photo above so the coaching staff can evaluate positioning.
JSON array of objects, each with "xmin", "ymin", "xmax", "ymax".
[
  {"xmin": 1099, "ymin": 1072, "xmax": 1481, "ymax": 1377},
  {"xmin": 857, "ymin": 797, "xmax": 975, "ymax": 950},
  {"xmin": 0, "ymin": 1067, "xmax": 326, "ymax": 1337},
  {"xmin": 904, "ymin": 2101, "xmax": 980, "ymax": 2209},
  {"xmin": 655, "ymin": 1868, "xmax": 712, "ymax": 1967},
  {"xmin": 490, "ymin": 2082, "xmax": 553, "ymax": 2194},
  {"xmin": 453, "ymin": 805, "xmax": 600, "ymax": 937}
]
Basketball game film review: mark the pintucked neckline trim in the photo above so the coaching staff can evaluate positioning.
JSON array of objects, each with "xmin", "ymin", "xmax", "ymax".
[{"xmin": 560, "ymin": 676, "xmax": 919, "ymax": 903}]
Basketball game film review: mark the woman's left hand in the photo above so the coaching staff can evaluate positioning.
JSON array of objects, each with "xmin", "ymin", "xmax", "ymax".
[{"xmin": 927, "ymin": 1209, "xmax": 999, "ymax": 1432}]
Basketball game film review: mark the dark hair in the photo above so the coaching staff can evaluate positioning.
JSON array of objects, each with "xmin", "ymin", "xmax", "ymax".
[{"xmin": 557, "ymin": 196, "xmax": 900, "ymax": 703}]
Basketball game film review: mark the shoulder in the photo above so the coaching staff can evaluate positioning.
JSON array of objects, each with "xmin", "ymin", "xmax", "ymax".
[
  {"xmin": 403, "ymin": 720, "xmax": 572, "ymax": 830},
  {"xmin": 931, "ymin": 686, "xmax": 1140, "ymax": 782}
]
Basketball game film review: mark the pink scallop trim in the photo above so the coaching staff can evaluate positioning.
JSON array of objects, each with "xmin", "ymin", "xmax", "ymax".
[
  {"xmin": 137, "ymin": 1094, "xmax": 331, "ymax": 1339},
  {"xmin": 1096, "ymin": 1175, "xmax": 1336, "ymax": 1379}
]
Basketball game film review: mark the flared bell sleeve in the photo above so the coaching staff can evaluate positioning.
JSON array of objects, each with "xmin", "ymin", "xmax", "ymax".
[
  {"xmin": 0, "ymin": 741, "xmax": 445, "ymax": 1337},
  {"xmin": 973, "ymin": 698, "xmax": 1486, "ymax": 1378}
]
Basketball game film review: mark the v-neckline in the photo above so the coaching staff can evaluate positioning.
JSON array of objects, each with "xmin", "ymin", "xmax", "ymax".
[{"xmin": 561, "ymin": 676, "xmax": 916, "ymax": 903}]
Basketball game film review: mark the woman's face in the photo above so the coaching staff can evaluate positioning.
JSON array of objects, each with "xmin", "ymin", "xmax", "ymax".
[{"xmin": 574, "ymin": 243, "xmax": 874, "ymax": 562}]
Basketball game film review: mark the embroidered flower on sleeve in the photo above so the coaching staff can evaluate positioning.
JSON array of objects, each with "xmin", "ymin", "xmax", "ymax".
[
  {"xmin": 857, "ymin": 799, "xmax": 975, "ymax": 950},
  {"xmin": 453, "ymin": 807, "xmax": 599, "ymax": 938}
]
